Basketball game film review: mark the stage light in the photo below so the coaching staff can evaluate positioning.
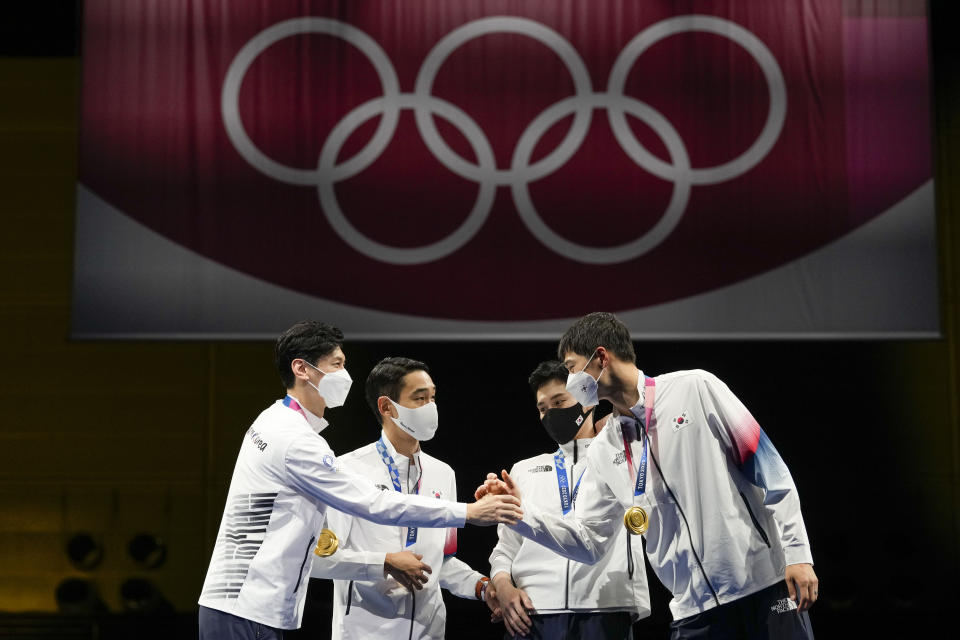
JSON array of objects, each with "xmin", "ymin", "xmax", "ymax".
[
  {"xmin": 54, "ymin": 578, "xmax": 105, "ymax": 614},
  {"xmin": 127, "ymin": 533, "xmax": 167, "ymax": 569},
  {"xmin": 65, "ymin": 532, "xmax": 104, "ymax": 570},
  {"xmin": 119, "ymin": 578, "xmax": 171, "ymax": 614}
]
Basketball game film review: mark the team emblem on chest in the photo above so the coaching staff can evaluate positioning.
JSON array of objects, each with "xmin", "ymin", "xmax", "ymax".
[{"xmin": 671, "ymin": 412, "xmax": 691, "ymax": 431}]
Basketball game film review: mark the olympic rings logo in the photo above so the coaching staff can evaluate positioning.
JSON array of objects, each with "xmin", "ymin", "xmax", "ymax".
[{"xmin": 222, "ymin": 15, "xmax": 786, "ymax": 265}]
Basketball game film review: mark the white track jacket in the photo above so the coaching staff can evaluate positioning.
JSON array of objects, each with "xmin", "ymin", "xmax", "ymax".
[
  {"xmin": 489, "ymin": 436, "xmax": 650, "ymax": 617},
  {"xmin": 198, "ymin": 397, "xmax": 467, "ymax": 630},
  {"xmin": 512, "ymin": 370, "xmax": 813, "ymax": 620},
  {"xmin": 310, "ymin": 432, "xmax": 483, "ymax": 639}
]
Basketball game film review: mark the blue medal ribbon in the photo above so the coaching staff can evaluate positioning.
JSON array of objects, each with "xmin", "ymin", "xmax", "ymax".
[
  {"xmin": 622, "ymin": 376, "xmax": 654, "ymax": 498},
  {"xmin": 375, "ymin": 436, "xmax": 420, "ymax": 547},
  {"xmin": 634, "ymin": 436, "xmax": 648, "ymax": 497},
  {"xmin": 554, "ymin": 449, "xmax": 587, "ymax": 515}
]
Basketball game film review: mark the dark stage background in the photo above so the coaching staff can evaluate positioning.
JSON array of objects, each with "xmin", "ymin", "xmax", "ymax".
[{"xmin": 1, "ymin": 2, "xmax": 958, "ymax": 639}]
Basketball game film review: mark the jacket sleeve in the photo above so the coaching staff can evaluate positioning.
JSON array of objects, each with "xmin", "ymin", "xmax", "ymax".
[
  {"xmin": 283, "ymin": 434, "xmax": 467, "ymax": 528},
  {"xmin": 488, "ymin": 463, "xmax": 524, "ymax": 580},
  {"xmin": 309, "ymin": 506, "xmax": 388, "ymax": 582},
  {"xmin": 437, "ymin": 469, "xmax": 484, "ymax": 599},
  {"xmin": 488, "ymin": 524, "xmax": 523, "ymax": 581},
  {"xmin": 508, "ymin": 458, "xmax": 620, "ymax": 565},
  {"xmin": 439, "ymin": 555, "xmax": 484, "ymax": 599},
  {"xmin": 696, "ymin": 371, "xmax": 813, "ymax": 566}
]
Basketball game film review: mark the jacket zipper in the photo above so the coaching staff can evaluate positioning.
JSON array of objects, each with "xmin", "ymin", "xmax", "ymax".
[
  {"xmin": 564, "ymin": 453, "xmax": 576, "ymax": 609},
  {"xmin": 739, "ymin": 491, "xmax": 771, "ymax": 548},
  {"xmin": 407, "ymin": 457, "xmax": 417, "ymax": 639},
  {"xmin": 292, "ymin": 536, "xmax": 315, "ymax": 594},
  {"xmin": 648, "ymin": 447, "xmax": 720, "ymax": 607},
  {"xmin": 408, "ymin": 591, "xmax": 416, "ymax": 640}
]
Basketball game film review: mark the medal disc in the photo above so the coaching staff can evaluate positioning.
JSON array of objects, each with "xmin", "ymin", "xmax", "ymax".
[
  {"xmin": 623, "ymin": 506, "xmax": 649, "ymax": 535},
  {"xmin": 314, "ymin": 528, "xmax": 339, "ymax": 557}
]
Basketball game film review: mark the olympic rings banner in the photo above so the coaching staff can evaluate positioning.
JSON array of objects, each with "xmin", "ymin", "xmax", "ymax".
[{"xmin": 73, "ymin": 0, "xmax": 938, "ymax": 339}]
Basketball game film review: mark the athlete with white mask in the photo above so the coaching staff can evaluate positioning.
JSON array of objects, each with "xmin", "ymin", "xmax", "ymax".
[
  {"xmin": 479, "ymin": 312, "xmax": 817, "ymax": 640},
  {"xmin": 198, "ymin": 322, "xmax": 522, "ymax": 640},
  {"xmin": 311, "ymin": 356, "xmax": 499, "ymax": 639},
  {"xmin": 488, "ymin": 360, "xmax": 650, "ymax": 639}
]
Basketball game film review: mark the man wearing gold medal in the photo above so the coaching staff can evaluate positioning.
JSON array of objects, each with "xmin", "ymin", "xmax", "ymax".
[
  {"xmin": 487, "ymin": 361, "xmax": 650, "ymax": 639},
  {"xmin": 198, "ymin": 322, "xmax": 523, "ymax": 640},
  {"xmin": 480, "ymin": 313, "xmax": 818, "ymax": 639},
  {"xmin": 311, "ymin": 357, "xmax": 499, "ymax": 639}
]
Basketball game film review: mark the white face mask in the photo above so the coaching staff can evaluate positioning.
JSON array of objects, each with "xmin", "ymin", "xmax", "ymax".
[
  {"xmin": 566, "ymin": 350, "xmax": 605, "ymax": 408},
  {"xmin": 389, "ymin": 399, "xmax": 439, "ymax": 441},
  {"xmin": 304, "ymin": 361, "xmax": 353, "ymax": 408}
]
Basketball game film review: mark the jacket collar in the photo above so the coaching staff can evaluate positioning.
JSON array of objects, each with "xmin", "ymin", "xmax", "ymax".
[
  {"xmin": 610, "ymin": 369, "xmax": 646, "ymax": 441},
  {"xmin": 379, "ymin": 429, "xmax": 422, "ymax": 468},
  {"xmin": 559, "ymin": 436, "xmax": 595, "ymax": 460},
  {"xmin": 626, "ymin": 368, "xmax": 646, "ymax": 419},
  {"xmin": 283, "ymin": 394, "xmax": 329, "ymax": 434}
]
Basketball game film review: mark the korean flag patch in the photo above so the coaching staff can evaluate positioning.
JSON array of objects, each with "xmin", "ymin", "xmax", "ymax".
[{"xmin": 672, "ymin": 412, "xmax": 691, "ymax": 432}]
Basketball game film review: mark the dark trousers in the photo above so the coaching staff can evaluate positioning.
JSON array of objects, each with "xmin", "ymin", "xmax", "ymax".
[
  {"xmin": 670, "ymin": 582, "xmax": 814, "ymax": 640},
  {"xmin": 198, "ymin": 605, "xmax": 284, "ymax": 640},
  {"xmin": 504, "ymin": 611, "xmax": 634, "ymax": 640}
]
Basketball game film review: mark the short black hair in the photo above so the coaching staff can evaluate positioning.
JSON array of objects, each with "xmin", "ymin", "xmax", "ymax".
[
  {"xmin": 365, "ymin": 357, "xmax": 430, "ymax": 424},
  {"xmin": 557, "ymin": 312, "xmax": 636, "ymax": 363},
  {"xmin": 528, "ymin": 360, "xmax": 569, "ymax": 394},
  {"xmin": 274, "ymin": 321, "xmax": 344, "ymax": 389}
]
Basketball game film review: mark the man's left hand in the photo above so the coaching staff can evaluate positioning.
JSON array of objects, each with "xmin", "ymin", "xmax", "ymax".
[
  {"xmin": 785, "ymin": 563, "xmax": 818, "ymax": 612},
  {"xmin": 484, "ymin": 582, "xmax": 503, "ymax": 622}
]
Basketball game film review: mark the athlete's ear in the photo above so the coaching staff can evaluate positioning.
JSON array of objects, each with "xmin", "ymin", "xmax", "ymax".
[
  {"xmin": 595, "ymin": 346, "xmax": 610, "ymax": 368},
  {"xmin": 291, "ymin": 358, "xmax": 310, "ymax": 382},
  {"xmin": 377, "ymin": 396, "xmax": 396, "ymax": 420}
]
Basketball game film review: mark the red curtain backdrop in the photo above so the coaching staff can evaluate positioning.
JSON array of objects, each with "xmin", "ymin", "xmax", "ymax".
[{"xmin": 73, "ymin": 0, "xmax": 937, "ymax": 338}]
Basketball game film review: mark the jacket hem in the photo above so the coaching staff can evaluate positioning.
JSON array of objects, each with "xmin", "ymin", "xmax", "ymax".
[
  {"xmin": 198, "ymin": 598, "xmax": 298, "ymax": 630},
  {"xmin": 669, "ymin": 575, "xmax": 784, "ymax": 622}
]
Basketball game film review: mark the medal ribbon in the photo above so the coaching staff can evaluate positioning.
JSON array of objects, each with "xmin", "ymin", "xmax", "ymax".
[
  {"xmin": 622, "ymin": 377, "xmax": 655, "ymax": 497},
  {"xmin": 554, "ymin": 450, "xmax": 587, "ymax": 515},
  {"xmin": 376, "ymin": 436, "xmax": 421, "ymax": 547}
]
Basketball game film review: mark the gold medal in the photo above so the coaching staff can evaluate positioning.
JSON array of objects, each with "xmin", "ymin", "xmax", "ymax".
[
  {"xmin": 313, "ymin": 528, "xmax": 339, "ymax": 557},
  {"xmin": 623, "ymin": 506, "xmax": 649, "ymax": 535}
]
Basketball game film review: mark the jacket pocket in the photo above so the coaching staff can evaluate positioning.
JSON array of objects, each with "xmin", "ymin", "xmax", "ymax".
[
  {"xmin": 293, "ymin": 536, "xmax": 316, "ymax": 594},
  {"xmin": 739, "ymin": 491, "xmax": 771, "ymax": 548}
]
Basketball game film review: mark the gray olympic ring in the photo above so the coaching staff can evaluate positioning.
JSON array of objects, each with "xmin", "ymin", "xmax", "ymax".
[{"xmin": 222, "ymin": 15, "xmax": 786, "ymax": 265}]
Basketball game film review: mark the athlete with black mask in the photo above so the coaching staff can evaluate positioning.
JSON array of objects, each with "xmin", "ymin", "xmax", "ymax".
[
  {"xmin": 481, "ymin": 313, "xmax": 817, "ymax": 640},
  {"xmin": 487, "ymin": 361, "xmax": 650, "ymax": 639}
]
